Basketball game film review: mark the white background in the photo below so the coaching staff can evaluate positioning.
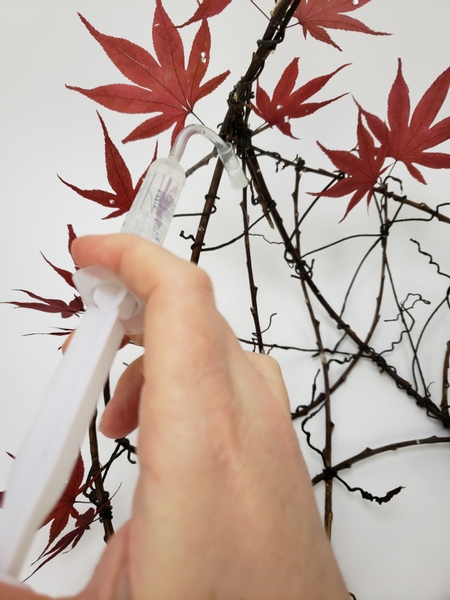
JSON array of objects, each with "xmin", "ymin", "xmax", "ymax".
[{"xmin": 1, "ymin": 1, "xmax": 450, "ymax": 598}]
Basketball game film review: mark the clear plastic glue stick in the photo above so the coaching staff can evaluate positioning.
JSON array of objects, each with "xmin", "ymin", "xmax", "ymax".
[
  {"xmin": 121, "ymin": 155, "xmax": 186, "ymax": 245},
  {"xmin": 0, "ymin": 126, "xmax": 246, "ymax": 582}
]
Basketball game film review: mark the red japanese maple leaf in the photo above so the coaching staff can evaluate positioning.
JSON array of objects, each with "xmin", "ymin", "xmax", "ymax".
[
  {"xmin": 252, "ymin": 59, "xmax": 348, "ymax": 138},
  {"xmin": 313, "ymin": 114, "xmax": 388, "ymax": 219},
  {"xmin": 40, "ymin": 454, "xmax": 85, "ymax": 551},
  {"xmin": 29, "ymin": 507, "xmax": 96, "ymax": 578},
  {"xmin": 178, "ymin": 0, "xmax": 233, "ymax": 27},
  {"xmin": 67, "ymin": 2, "xmax": 229, "ymax": 144},
  {"xmin": 59, "ymin": 114, "xmax": 155, "ymax": 218},
  {"xmin": 5, "ymin": 292, "xmax": 83, "ymax": 319},
  {"xmin": 1, "ymin": 454, "xmax": 88, "ymax": 574},
  {"xmin": 41, "ymin": 248, "xmax": 77, "ymax": 291},
  {"xmin": 294, "ymin": 0, "xmax": 389, "ymax": 51},
  {"xmin": 2, "ymin": 225, "xmax": 84, "ymax": 320},
  {"xmin": 359, "ymin": 59, "xmax": 450, "ymax": 184}
]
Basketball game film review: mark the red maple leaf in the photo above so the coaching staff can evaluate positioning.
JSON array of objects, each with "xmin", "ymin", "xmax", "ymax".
[
  {"xmin": 3, "ymin": 226, "xmax": 84, "ymax": 320},
  {"xmin": 252, "ymin": 59, "xmax": 348, "ymax": 138},
  {"xmin": 4, "ymin": 291, "xmax": 83, "ymax": 319},
  {"xmin": 67, "ymin": 3, "xmax": 229, "ymax": 144},
  {"xmin": 178, "ymin": 0, "xmax": 233, "ymax": 27},
  {"xmin": 359, "ymin": 59, "xmax": 450, "ymax": 184},
  {"xmin": 59, "ymin": 114, "xmax": 155, "ymax": 218},
  {"xmin": 67, "ymin": 223, "xmax": 77, "ymax": 255},
  {"xmin": 23, "ymin": 328, "xmax": 77, "ymax": 340},
  {"xmin": 40, "ymin": 253, "xmax": 76, "ymax": 290},
  {"xmin": 28, "ymin": 507, "xmax": 96, "ymax": 578},
  {"xmin": 294, "ymin": 0, "xmax": 389, "ymax": 51},
  {"xmin": 313, "ymin": 114, "xmax": 388, "ymax": 219},
  {"xmin": 40, "ymin": 225, "xmax": 78, "ymax": 290},
  {"xmin": 40, "ymin": 454, "xmax": 85, "ymax": 551},
  {"xmin": 0, "ymin": 454, "xmax": 87, "ymax": 574}
]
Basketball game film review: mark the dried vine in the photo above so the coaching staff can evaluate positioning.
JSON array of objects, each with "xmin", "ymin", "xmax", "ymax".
[{"xmin": 5, "ymin": 2, "xmax": 450, "ymax": 595}]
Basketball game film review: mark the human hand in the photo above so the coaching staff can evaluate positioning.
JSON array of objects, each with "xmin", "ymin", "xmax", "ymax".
[{"xmin": 0, "ymin": 233, "xmax": 347, "ymax": 600}]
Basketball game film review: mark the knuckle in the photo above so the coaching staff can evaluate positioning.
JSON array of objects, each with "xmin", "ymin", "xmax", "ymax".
[
  {"xmin": 191, "ymin": 266, "xmax": 214, "ymax": 294},
  {"xmin": 262, "ymin": 354, "xmax": 282, "ymax": 373},
  {"xmin": 247, "ymin": 351, "xmax": 280, "ymax": 372},
  {"xmin": 175, "ymin": 263, "xmax": 214, "ymax": 297}
]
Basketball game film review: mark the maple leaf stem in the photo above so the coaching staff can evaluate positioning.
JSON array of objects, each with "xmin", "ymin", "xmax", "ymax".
[
  {"xmin": 252, "ymin": 123, "xmax": 272, "ymax": 136},
  {"xmin": 190, "ymin": 110, "xmax": 205, "ymax": 126},
  {"xmin": 249, "ymin": 0, "xmax": 270, "ymax": 21}
]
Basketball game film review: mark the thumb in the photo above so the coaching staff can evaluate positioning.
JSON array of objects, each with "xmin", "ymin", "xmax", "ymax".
[{"xmin": 77, "ymin": 523, "xmax": 131, "ymax": 600}]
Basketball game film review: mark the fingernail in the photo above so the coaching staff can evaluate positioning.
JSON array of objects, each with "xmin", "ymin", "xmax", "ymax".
[
  {"xmin": 98, "ymin": 410, "xmax": 106, "ymax": 433},
  {"xmin": 98, "ymin": 409, "xmax": 112, "ymax": 437}
]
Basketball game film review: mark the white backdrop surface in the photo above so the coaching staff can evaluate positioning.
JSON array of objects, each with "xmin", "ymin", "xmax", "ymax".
[{"xmin": 1, "ymin": 1, "xmax": 450, "ymax": 598}]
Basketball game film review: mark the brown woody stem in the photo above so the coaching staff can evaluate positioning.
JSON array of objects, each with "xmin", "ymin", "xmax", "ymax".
[
  {"xmin": 88, "ymin": 411, "xmax": 114, "ymax": 542},
  {"xmin": 241, "ymin": 180, "xmax": 265, "ymax": 353},
  {"xmin": 441, "ymin": 341, "xmax": 450, "ymax": 418},
  {"xmin": 312, "ymin": 436, "xmax": 450, "ymax": 485},
  {"xmin": 190, "ymin": 159, "xmax": 224, "ymax": 265}
]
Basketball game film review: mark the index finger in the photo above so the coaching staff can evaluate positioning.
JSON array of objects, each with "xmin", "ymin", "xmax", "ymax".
[
  {"xmin": 71, "ymin": 233, "xmax": 208, "ymax": 304},
  {"xmin": 71, "ymin": 232, "xmax": 235, "ymax": 398}
]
